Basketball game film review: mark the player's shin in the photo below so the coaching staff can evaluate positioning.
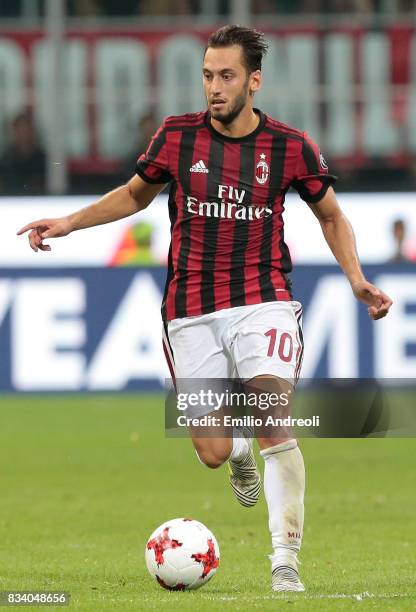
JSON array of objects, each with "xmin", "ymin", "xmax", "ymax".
[{"xmin": 260, "ymin": 439, "xmax": 305, "ymax": 571}]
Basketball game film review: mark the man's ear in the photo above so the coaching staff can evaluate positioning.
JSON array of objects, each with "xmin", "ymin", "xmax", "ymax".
[{"xmin": 250, "ymin": 70, "xmax": 262, "ymax": 95}]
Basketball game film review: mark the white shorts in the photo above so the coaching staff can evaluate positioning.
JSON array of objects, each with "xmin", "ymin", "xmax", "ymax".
[{"xmin": 163, "ymin": 301, "xmax": 304, "ymax": 386}]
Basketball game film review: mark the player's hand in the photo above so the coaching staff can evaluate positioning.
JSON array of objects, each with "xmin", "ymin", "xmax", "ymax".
[
  {"xmin": 16, "ymin": 217, "xmax": 72, "ymax": 252},
  {"xmin": 351, "ymin": 280, "xmax": 393, "ymax": 320}
]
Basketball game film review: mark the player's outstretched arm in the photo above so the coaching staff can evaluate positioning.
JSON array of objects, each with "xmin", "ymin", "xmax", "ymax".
[
  {"xmin": 308, "ymin": 187, "xmax": 393, "ymax": 320},
  {"xmin": 17, "ymin": 175, "xmax": 166, "ymax": 253}
]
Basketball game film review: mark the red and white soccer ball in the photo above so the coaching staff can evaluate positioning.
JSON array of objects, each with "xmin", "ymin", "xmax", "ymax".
[{"xmin": 145, "ymin": 518, "xmax": 220, "ymax": 591}]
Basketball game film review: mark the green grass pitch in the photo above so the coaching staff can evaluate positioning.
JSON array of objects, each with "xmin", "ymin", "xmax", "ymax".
[{"xmin": 0, "ymin": 394, "xmax": 415, "ymax": 611}]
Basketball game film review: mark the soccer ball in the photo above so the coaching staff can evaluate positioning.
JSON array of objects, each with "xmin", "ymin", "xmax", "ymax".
[{"xmin": 145, "ymin": 518, "xmax": 220, "ymax": 590}]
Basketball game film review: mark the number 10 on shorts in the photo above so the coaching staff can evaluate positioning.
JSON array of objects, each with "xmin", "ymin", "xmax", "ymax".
[{"xmin": 265, "ymin": 329, "xmax": 293, "ymax": 362}]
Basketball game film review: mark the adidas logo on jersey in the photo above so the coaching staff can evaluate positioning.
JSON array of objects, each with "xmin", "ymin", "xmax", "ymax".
[{"xmin": 190, "ymin": 160, "xmax": 209, "ymax": 173}]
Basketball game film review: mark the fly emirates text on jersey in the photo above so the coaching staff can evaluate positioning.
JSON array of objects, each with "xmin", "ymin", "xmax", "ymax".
[{"xmin": 186, "ymin": 184, "xmax": 273, "ymax": 221}]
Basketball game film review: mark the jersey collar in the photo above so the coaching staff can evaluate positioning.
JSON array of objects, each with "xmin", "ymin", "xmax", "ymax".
[{"xmin": 204, "ymin": 108, "xmax": 265, "ymax": 143}]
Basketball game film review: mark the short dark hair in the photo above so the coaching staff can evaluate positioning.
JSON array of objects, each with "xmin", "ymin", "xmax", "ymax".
[{"xmin": 205, "ymin": 25, "xmax": 269, "ymax": 74}]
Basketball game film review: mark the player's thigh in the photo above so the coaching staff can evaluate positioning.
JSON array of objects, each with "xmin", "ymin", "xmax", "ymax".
[
  {"xmin": 167, "ymin": 316, "xmax": 230, "ymax": 381},
  {"xmin": 166, "ymin": 317, "xmax": 232, "ymax": 463},
  {"xmin": 232, "ymin": 301, "xmax": 303, "ymax": 446},
  {"xmin": 232, "ymin": 301, "xmax": 303, "ymax": 384}
]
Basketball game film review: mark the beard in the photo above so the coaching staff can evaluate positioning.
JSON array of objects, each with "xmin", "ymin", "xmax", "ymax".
[{"xmin": 209, "ymin": 83, "xmax": 250, "ymax": 126}]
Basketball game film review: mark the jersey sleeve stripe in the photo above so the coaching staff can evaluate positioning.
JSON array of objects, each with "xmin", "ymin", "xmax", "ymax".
[
  {"xmin": 301, "ymin": 138, "xmax": 320, "ymax": 174},
  {"xmin": 135, "ymin": 165, "xmax": 170, "ymax": 184},
  {"xmin": 136, "ymin": 126, "xmax": 172, "ymax": 183},
  {"xmin": 302, "ymin": 178, "xmax": 337, "ymax": 203}
]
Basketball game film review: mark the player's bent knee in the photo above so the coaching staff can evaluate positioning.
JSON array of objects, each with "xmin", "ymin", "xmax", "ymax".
[
  {"xmin": 193, "ymin": 442, "xmax": 230, "ymax": 469},
  {"xmin": 202, "ymin": 456, "xmax": 224, "ymax": 469},
  {"xmin": 195, "ymin": 449, "xmax": 225, "ymax": 469}
]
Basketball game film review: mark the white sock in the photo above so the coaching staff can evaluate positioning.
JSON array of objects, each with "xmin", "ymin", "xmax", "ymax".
[
  {"xmin": 228, "ymin": 430, "xmax": 250, "ymax": 462},
  {"xmin": 260, "ymin": 439, "xmax": 305, "ymax": 571}
]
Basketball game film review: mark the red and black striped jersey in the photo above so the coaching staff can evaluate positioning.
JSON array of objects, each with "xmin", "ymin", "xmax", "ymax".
[{"xmin": 136, "ymin": 109, "xmax": 336, "ymax": 321}]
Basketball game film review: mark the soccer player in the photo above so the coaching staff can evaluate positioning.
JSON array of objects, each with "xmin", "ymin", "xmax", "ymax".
[{"xmin": 18, "ymin": 25, "xmax": 392, "ymax": 592}]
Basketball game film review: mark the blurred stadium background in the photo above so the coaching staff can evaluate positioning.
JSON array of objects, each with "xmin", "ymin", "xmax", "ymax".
[{"xmin": 0, "ymin": 0, "xmax": 415, "ymax": 390}]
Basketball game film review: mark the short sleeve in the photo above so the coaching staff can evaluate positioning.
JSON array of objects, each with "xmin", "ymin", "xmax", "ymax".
[
  {"xmin": 136, "ymin": 121, "xmax": 172, "ymax": 184},
  {"xmin": 292, "ymin": 132, "xmax": 337, "ymax": 203}
]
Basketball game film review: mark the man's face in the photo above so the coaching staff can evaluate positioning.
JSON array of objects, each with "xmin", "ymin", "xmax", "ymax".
[{"xmin": 203, "ymin": 45, "xmax": 260, "ymax": 125}]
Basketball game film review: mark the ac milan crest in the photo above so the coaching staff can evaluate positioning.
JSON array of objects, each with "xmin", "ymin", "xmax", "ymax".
[{"xmin": 256, "ymin": 153, "xmax": 269, "ymax": 184}]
